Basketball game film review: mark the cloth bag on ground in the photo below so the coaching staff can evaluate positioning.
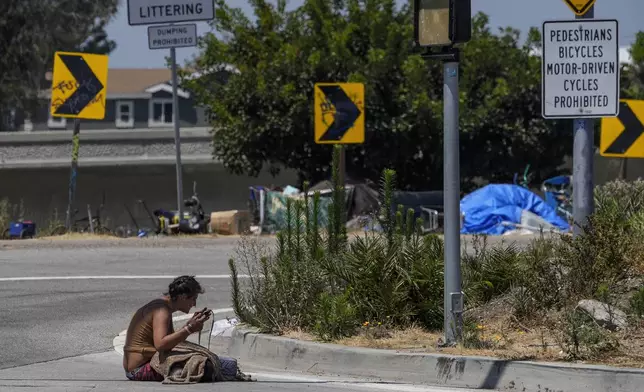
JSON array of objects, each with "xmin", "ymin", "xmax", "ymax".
[{"xmin": 150, "ymin": 341, "xmax": 253, "ymax": 384}]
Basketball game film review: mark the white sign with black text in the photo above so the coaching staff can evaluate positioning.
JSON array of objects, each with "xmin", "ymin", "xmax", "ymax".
[
  {"xmin": 127, "ymin": 0, "xmax": 214, "ymax": 26},
  {"xmin": 148, "ymin": 24, "xmax": 197, "ymax": 50},
  {"xmin": 542, "ymin": 19, "xmax": 620, "ymax": 119}
]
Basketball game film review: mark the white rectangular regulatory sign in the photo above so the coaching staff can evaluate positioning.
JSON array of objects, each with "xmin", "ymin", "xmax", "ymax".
[
  {"xmin": 541, "ymin": 19, "xmax": 620, "ymax": 119},
  {"xmin": 128, "ymin": 0, "xmax": 214, "ymax": 26},
  {"xmin": 148, "ymin": 24, "xmax": 197, "ymax": 50}
]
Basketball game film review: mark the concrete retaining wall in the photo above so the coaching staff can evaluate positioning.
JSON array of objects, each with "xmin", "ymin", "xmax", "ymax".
[
  {"xmin": 229, "ymin": 327, "xmax": 644, "ymax": 392},
  {"xmin": 0, "ymin": 164, "xmax": 297, "ymax": 230}
]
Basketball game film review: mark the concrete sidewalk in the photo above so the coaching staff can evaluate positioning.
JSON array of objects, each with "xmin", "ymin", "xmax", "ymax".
[{"xmin": 0, "ymin": 349, "xmax": 491, "ymax": 392}]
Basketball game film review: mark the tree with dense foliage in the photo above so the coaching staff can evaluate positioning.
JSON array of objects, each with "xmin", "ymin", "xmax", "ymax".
[
  {"xmin": 184, "ymin": 0, "xmax": 573, "ymax": 191},
  {"xmin": 0, "ymin": 1, "xmax": 118, "ymax": 131},
  {"xmin": 621, "ymin": 32, "xmax": 644, "ymax": 100}
]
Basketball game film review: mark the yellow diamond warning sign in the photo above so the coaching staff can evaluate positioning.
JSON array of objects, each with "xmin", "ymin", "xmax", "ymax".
[{"xmin": 563, "ymin": 0, "xmax": 596, "ymax": 16}]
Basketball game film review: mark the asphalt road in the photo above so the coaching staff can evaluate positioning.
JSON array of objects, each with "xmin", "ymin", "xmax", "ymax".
[{"xmin": 0, "ymin": 240, "xmax": 241, "ymax": 369}]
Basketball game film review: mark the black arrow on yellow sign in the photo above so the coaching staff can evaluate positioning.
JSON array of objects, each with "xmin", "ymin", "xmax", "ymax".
[
  {"xmin": 318, "ymin": 85, "xmax": 362, "ymax": 141},
  {"xmin": 54, "ymin": 54, "xmax": 105, "ymax": 116},
  {"xmin": 603, "ymin": 102, "xmax": 644, "ymax": 155}
]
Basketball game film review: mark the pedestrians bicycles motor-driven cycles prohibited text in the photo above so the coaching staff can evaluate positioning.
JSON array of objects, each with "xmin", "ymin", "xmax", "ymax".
[{"xmin": 541, "ymin": 19, "xmax": 620, "ymax": 119}]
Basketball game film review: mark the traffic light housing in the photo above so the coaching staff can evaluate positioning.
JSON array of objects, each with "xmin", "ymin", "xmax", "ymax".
[{"xmin": 413, "ymin": 0, "xmax": 472, "ymax": 47}]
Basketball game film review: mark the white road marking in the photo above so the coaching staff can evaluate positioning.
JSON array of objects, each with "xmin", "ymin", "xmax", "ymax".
[
  {"xmin": 0, "ymin": 274, "xmax": 249, "ymax": 282},
  {"xmin": 112, "ymin": 308, "xmax": 235, "ymax": 355}
]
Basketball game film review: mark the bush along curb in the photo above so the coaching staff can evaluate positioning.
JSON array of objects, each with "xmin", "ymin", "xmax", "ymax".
[{"xmin": 229, "ymin": 327, "xmax": 644, "ymax": 392}]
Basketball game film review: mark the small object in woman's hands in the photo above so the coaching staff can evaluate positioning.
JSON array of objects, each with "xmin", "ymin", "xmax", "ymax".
[{"xmin": 195, "ymin": 307, "xmax": 208, "ymax": 316}]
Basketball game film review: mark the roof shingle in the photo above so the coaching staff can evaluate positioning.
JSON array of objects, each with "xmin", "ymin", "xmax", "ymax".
[{"xmin": 105, "ymin": 68, "xmax": 172, "ymax": 94}]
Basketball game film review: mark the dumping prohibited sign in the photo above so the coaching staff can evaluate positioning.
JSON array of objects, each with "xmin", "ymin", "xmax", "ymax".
[
  {"xmin": 148, "ymin": 24, "xmax": 197, "ymax": 50},
  {"xmin": 541, "ymin": 19, "xmax": 620, "ymax": 119}
]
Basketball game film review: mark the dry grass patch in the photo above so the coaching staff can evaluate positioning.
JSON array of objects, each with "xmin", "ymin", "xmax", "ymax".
[
  {"xmin": 288, "ymin": 320, "xmax": 561, "ymax": 360},
  {"xmin": 283, "ymin": 303, "xmax": 644, "ymax": 369}
]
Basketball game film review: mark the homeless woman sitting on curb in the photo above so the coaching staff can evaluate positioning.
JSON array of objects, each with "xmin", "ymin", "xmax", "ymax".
[{"xmin": 122, "ymin": 275, "xmax": 253, "ymax": 383}]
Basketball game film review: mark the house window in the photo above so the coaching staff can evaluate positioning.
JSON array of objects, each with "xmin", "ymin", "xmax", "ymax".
[
  {"xmin": 47, "ymin": 114, "xmax": 66, "ymax": 129},
  {"xmin": 115, "ymin": 101, "xmax": 134, "ymax": 128},
  {"xmin": 149, "ymin": 99, "xmax": 174, "ymax": 127}
]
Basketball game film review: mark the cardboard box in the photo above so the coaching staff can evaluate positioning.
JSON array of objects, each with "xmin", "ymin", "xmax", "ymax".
[{"xmin": 209, "ymin": 210, "xmax": 251, "ymax": 235}]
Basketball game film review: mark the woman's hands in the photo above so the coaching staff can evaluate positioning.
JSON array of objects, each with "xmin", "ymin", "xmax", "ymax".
[{"xmin": 185, "ymin": 307, "xmax": 212, "ymax": 333}]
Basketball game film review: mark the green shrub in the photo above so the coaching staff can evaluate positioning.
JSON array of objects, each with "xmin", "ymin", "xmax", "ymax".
[
  {"xmin": 595, "ymin": 179, "xmax": 644, "ymax": 217},
  {"xmin": 322, "ymin": 227, "xmax": 445, "ymax": 330},
  {"xmin": 555, "ymin": 201, "xmax": 640, "ymax": 301},
  {"xmin": 552, "ymin": 309, "xmax": 620, "ymax": 360},
  {"xmin": 228, "ymin": 195, "xmax": 328, "ymax": 334},
  {"xmin": 509, "ymin": 180, "xmax": 644, "ymax": 323},
  {"xmin": 0, "ymin": 198, "xmax": 10, "ymax": 236},
  {"xmin": 462, "ymin": 235, "xmax": 523, "ymax": 306},
  {"xmin": 499, "ymin": 179, "xmax": 644, "ymax": 319},
  {"xmin": 312, "ymin": 289, "xmax": 358, "ymax": 341},
  {"xmin": 0, "ymin": 197, "xmax": 26, "ymax": 237},
  {"xmin": 629, "ymin": 286, "xmax": 644, "ymax": 319},
  {"xmin": 514, "ymin": 234, "xmax": 566, "ymax": 315}
]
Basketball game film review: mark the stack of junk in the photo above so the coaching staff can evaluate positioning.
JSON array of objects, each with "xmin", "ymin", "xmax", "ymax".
[
  {"xmin": 247, "ymin": 179, "xmax": 446, "ymax": 235},
  {"xmin": 241, "ymin": 180, "xmax": 570, "ymax": 237}
]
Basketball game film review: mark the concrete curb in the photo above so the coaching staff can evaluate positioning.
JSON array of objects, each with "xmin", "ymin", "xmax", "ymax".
[{"xmin": 228, "ymin": 327, "xmax": 644, "ymax": 392}]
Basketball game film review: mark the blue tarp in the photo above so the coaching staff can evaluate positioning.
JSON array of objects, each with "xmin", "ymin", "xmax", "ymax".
[{"xmin": 460, "ymin": 184, "xmax": 570, "ymax": 235}]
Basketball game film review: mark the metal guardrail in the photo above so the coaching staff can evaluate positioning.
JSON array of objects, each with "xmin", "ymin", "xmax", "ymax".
[{"xmin": 0, "ymin": 127, "xmax": 212, "ymax": 144}]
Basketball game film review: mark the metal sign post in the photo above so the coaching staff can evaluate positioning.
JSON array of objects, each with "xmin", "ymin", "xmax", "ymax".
[
  {"xmin": 49, "ymin": 51, "xmax": 109, "ymax": 231},
  {"xmin": 443, "ymin": 52, "xmax": 463, "ymax": 345},
  {"xmin": 146, "ymin": 23, "xmax": 198, "ymax": 220},
  {"xmin": 573, "ymin": 6, "xmax": 596, "ymax": 237},
  {"xmin": 543, "ymin": 2, "xmax": 620, "ymax": 236},
  {"xmin": 128, "ymin": 0, "xmax": 211, "ymax": 221},
  {"xmin": 169, "ymin": 46, "xmax": 185, "ymax": 221},
  {"xmin": 66, "ymin": 119, "xmax": 81, "ymax": 229},
  {"xmin": 413, "ymin": 0, "xmax": 471, "ymax": 346}
]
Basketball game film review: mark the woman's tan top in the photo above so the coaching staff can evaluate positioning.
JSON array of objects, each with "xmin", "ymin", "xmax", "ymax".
[{"xmin": 123, "ymin": 298, "xmax": 174, "ymax": 359}]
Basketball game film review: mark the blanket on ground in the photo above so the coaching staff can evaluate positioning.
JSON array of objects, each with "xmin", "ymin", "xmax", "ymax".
[{"xmin": 149, "ymin": 341, "xmax": 253, "ymax": 384}]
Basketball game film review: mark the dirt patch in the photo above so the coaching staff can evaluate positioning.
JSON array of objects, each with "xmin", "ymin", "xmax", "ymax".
[
  {"xmin": 38, "ymin": 233, "xmax": 120, "ymax": 241},
  {"xmin": 36, "ymin": 233, "xmax": 222, "ymax": 241}
]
